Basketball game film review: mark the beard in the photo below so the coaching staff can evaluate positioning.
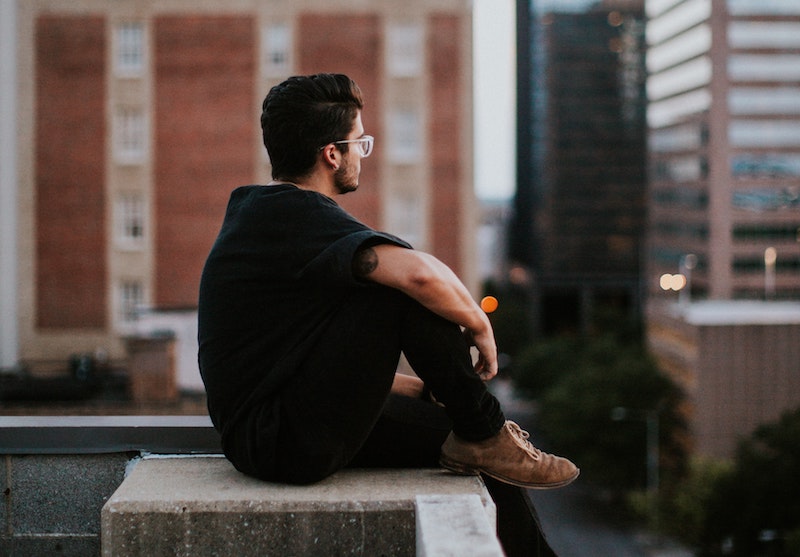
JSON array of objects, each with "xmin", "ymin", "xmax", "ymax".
[{"xmin": 333, "ymin": 159, "xmax": 359, "ymax": 195}]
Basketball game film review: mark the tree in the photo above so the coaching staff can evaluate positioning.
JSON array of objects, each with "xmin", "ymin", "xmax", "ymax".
[
  {"xmin": 700, "ymin": 407, "xmax": 800, "ymax": 556},
  {"xmin": 533, "ymin": 334, "xmax": 684, "ymax": 490}
]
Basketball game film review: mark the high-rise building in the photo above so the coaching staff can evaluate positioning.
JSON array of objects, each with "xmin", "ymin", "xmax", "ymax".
[
  {"xmin": 645, "ymin": 0, "xmax": 800, "ymax": 302},
  {"xmin": 2, "ymin": 0, "xmax": 476, "ymax": 372},
  {"xmin": 511, "ymin": 0, "xmax": 647, "ymax": 335},
  {"xmin": 645, "ymin": 0, "xmax": 800, "ymax": 458}
]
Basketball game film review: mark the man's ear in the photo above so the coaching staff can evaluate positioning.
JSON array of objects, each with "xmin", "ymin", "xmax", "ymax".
[{"xmin": 321, "ymin": 144, "xmax": 340, "ymax": 170}]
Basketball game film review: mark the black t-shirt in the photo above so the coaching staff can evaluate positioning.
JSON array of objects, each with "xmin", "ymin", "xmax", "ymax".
[{"xmin": 197, "ymin": 184, "xmax": 410, "ymax": 435}]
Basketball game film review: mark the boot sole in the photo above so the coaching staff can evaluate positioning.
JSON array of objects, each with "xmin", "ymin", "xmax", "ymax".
[{"xmin": 439, "ymin": 455, "xmax": 580, "ymax": 490}]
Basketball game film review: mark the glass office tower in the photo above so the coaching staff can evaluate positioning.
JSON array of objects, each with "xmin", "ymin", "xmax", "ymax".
[{"xmin": 511, "ymin": 0, "xmax": 648, "ymax": 335}]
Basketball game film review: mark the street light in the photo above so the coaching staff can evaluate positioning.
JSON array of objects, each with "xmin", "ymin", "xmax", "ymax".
[
  {"xmin": 765, "ymin": 247, "xmax": 776, "ymax": 299},
  {"xmin": 679, "ymin": 254, "xmax": 697, "ymax": 305}
]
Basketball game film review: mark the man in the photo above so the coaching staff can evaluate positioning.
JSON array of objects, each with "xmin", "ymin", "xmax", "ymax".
[{"xmin": 198, "ymin": 73, "xmax": 578, "ymax": 490}]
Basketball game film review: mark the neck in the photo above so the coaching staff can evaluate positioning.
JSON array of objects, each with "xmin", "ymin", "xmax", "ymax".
[{"xmin": 270, "ymin": 173, "xmax": 337, "ymax": 198}]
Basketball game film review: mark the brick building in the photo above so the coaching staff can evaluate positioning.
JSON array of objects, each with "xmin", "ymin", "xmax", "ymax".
[{"xmin": 1, "ymin": 0, "xmax": 477, "ymax": 371}]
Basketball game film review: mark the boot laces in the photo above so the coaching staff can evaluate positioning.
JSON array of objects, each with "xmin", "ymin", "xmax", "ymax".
[{"xmin": 507, "ymin": 421, "xmax": 542, "ymax": 460}]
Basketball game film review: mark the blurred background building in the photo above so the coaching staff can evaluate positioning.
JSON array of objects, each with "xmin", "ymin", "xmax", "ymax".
[
  {"xmin": 643, "ymin": 0, "xmax": 800, "ymax": 458},
  {"xmin": 508, "ymin": 0, "xmax": 800, "ymax": 460},
  {"xmin": 645, "ymin": 0, "xmax": 800, "ymax": 302},
  {"xmin": 509, "ymin": 0, "xmax": 648, "ymax": 337},
  {"xmin": 2, "ymin": 0, "xmax": 799, "ymax": 463},
  {"xmin": 1, "ymin": 0, "xmax": 477, "ymax": 389}
]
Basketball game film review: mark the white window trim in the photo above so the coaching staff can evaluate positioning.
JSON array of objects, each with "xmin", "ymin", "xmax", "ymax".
[
  {"xmin": 114, "ymin": 21, "xmax": 146, "ymax": 78},
  {"xmin": 386, "ymin": 22, "xmax": 424, "ymax": 78},
  {"xmin": 114, "ymin": 106, "xmax": 147, "ymax": 165},
  {"xmin": 262, "ymin": 22, "xmax": 293, "ymax": 78},
  {"xmin": 115, "ymin": 192, "xmax": 147, "ymax": 251}
]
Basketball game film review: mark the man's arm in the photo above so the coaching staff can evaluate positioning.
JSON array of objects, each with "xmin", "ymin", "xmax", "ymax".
[{"xmin": 354, "ymin": 244, "xmax": 497, "ymax": 380}]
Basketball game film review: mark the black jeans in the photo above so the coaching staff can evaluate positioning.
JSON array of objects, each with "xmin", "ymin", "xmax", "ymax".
[
  {"xmin": 235, "ymin": 285, "xmax": 557, "ymax": 555},
  {"xmin": 271, "ymin": 285, "xmax": 505, "ymax": 484}
]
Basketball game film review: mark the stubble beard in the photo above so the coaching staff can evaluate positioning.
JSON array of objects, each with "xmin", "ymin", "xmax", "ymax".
[{"xmin": 334, "ymin": 162, "xmax": 359, "ymax": 195}]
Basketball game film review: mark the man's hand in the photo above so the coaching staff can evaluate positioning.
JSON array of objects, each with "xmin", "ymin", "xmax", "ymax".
[{"xmin": 464, "ymin": 326, "xmax": 498, "ymax": 381}]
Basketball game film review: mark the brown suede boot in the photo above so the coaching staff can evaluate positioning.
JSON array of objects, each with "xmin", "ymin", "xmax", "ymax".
[{"xmin": 439, "ymin": 421, "xmax": 580, "ymax": 489}]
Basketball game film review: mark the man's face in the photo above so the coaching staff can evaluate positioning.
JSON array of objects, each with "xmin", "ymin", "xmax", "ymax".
[{"xmin": 334, "ymin": 112, "xmax": 365, "ymax": 195}]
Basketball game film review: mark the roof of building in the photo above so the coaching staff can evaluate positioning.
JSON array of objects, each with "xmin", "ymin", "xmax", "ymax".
[{"xmin": 675, "ymin": 300, "xmax": 800, "ymax": 325}]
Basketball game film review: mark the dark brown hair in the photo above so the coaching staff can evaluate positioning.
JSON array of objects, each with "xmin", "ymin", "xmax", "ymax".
[{"xmin": 261, "ymin": 73, "xmax": 364, "ymax": 181}]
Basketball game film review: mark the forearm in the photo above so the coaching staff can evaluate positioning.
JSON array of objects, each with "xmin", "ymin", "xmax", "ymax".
[
  {"xmin": 359, "ymin": 244, "xmax": 498, "ymax": 379},
  {"xmin": 360, "ymin": 245, "xmax": 485, "ymax": 332},
  {"xmin": 401, "ymin": 254, "xmax": 489, "ymax": 334}
]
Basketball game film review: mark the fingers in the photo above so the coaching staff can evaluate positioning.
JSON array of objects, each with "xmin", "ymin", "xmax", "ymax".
[{"xmin": 472, "ymin": 345, "xmax": 498, "ymax": 381}]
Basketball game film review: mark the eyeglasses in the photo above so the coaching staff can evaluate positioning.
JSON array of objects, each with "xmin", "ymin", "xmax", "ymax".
[{"xmin": 321, "ymin": 135, "xmax": 374, "ymax": 158}]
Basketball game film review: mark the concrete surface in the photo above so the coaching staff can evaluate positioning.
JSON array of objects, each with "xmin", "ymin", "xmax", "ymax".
[
  {"xmin": 416, "ymin": 494, "xmax": 504, "ymax": 557},
  {"xmin": 102, "ymin": 456, "xmax": 497, "ymax": 556}
]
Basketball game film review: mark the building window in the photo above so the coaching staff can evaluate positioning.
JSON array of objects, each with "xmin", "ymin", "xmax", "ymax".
[
  {"xmin": 114, "ymin": 107, "xmax": 147, "ymax": 164},
  {"xmin": 118, "ymin": 279, "xmax": 145, "ymax": 325},
  {"xmin": 729, "ymin": 87, "xmax": 800, "ymax": 116},
  {"xmin": 653, "ymin": 155, "xmax": 707, "ymax": 182},
  {"xmin": 115, "ymin": 22, "xmax": 145, "ymax": 77},
  {"xmin": 729, "ymin": 120, "xmax": 800, "ymax": 148},
  {"xmin": 647, "ymin": 56, "xmax": 712, "ymax": 101},
  {"xmin": 731, "ymin": 154, "xmax": 800, "ymax": 178},
  {"xmin": 651, "ymin": 187, "xmax": 709, "ymax": 209},
  {"xmin": 647, "ymin": 88, "xmax": 711, "ymax": 128},
  {"xmin": 727, "ymin": 0, "xmax": 800, "ymax": 16},
  {"xmin": 732, "ymin": 188, "xmax": 800, "ymax": 211},
  {"xmin": 649, "ymin": 123, "xmax": 705, "ymax": 152},
  {"xmin": 386, "ymin": 189, "xmax": 423, "ymax": 248},
  {"xmin": 387, "ymin": 108, "xmax": 422, "ymax": 164},
  {"xmin": 734, "ymin": 224, "xmax": 800, "ymax": 242},
  {"xmin": 646, "ymin": 0, "xmax": 712, "ymax": 46},
  {"xmin": 728, "ymin": 55, "xmax": 800, "ymax": 82},
  {"xmin": 728, "ymin": 21, "xmax": 800, "ymax": 49},
  {"xmin": 386, "ymin": 23, "xmax": 424, "ymax": 78},
  {"xmin": 262, "ymin": 23, "xmax": 292, "ymax": 78},
  {"xmin": 116, "ymin": 192, "xmax": 146, "ymax": 249}
]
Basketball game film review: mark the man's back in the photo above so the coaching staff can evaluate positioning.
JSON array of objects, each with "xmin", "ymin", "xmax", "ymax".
[{"xmin": 198, "ymin": 183, "xmax": 407, "ymax": 432}]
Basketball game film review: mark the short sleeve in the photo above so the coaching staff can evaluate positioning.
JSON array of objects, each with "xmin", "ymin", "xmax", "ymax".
[{"xmin": 300, "ymin": 230, "xmax": 411, "ymax": 287}]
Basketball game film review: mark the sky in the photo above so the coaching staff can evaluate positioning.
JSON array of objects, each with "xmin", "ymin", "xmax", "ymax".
[
  {"xmin": 473, "ymin": 0, "xmax": 517, "ymax": 201},
  {"xmin": 472, "ymin": 0, "xmax": 599, "ymax": 201}
]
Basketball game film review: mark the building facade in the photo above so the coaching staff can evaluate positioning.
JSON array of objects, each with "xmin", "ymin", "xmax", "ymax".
[
  {"xmin": 645, "ymin": 0, "xmax": 800, "ymax": 302},
  {"xmin": 645, "ymin": 0, "xmax": 800, "ymax": 457},
  {"xmin": 3, "ymin": 0, "xmax": 476, "ymax": 369},
  {"xmin": 510, "ymin": 0, "xmax": 647, "ymax": 335},
  {"xmin": 647, "ymin": 300, "xmax": 800, "ymax": 458}
]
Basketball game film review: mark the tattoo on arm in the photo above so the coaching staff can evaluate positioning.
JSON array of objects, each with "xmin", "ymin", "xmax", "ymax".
[{"xmin": 353, "ymin": 246, "xmax": 379, "ymax": 277}]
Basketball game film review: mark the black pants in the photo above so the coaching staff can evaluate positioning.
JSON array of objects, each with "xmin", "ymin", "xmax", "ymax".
[
  {"xmin": 272, "ymin": 285, "xmax": 506, "ymax": 484},
  {"xmin": 234, "ymin": 285, "xmax": 556, "ymax": 555}
]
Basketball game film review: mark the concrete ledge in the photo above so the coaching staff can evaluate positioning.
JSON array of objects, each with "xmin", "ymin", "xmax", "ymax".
[
  {"xmin": 416, "ymin": 495, "xmax": 504, "ymax": 557},
  {"xmin": 0, "ymin": 415, "xmax": 220, "ymax": 454},
  {"xmin": 101, "ymin": 456, "xmax": 497, "ymax": 556}
]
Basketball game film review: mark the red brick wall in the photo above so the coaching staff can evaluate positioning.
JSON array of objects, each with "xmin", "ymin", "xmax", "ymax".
[
  {"xmin": 35, "ymin": 16, "xmax": 107, "ymax": 329},
  {"xmin": 154, "ymin": 16, "xmax": 255, "ymax": 308},
  {"xmin": 429, "ymin": 14, "xmax": 464, "ymax": 277},
  {"xmin": 298, "ymin": 14, "xmax": 382, "ymax": 228}
]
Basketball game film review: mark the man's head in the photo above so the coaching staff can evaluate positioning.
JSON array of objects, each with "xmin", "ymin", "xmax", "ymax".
[{"xmin": 261, "ymin": 73, "xmax": 364, "ymax": 183}]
